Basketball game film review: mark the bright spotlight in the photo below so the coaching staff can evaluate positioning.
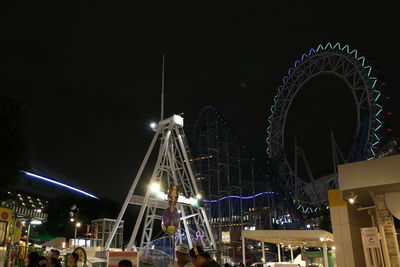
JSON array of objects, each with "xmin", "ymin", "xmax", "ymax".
[
  {"xmin": 70, "ymin": 218, "xmax": 75, "ymax": 222},
  {"xmin": 150, "ymin": 183, "xmax": 161, "ymax": 193},
  {"xmin": 347, "ymin": 191, "xmax": 357, "ymax": 204},
  {"xmin": 150, "ymin": 122, "xmax": 157, "ymax": 129},
  {"xmin": 306, "ymin": 224, "xmax": 311, "ymax": 229},
  {"xmin": 196, "ymin": 194, "xmax": 202, "ymax": 199},
  {"xmin": 332, "ymin": 246, "xmax": 336, "ymax": 251},
  {"xmin": 31, "ymin": 220, "xmax": 42, "ymax": 225},
  {"xmin": 76, "ymin": 222, "xmax": 81, "ymax": 227}
]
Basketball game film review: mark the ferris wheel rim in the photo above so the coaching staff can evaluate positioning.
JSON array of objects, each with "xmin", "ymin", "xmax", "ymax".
[
  {"xmin": 267, "ymin": 42, "xmax": 382, "ymax": 161},
  {"xmin": 266, "ymin": 42, "xmax": 383, "ymax": 205}
]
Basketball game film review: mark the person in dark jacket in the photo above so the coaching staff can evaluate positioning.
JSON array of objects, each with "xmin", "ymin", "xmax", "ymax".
[
  {"xmin": 189, "ymin": 246, "xmax": 220, "ymax": 267},
  {"xmin": 48, "ymin": 257, "xmax": 62, "ymax": 267},
  {"xmin": 68, "ymin": 252, "xmax": 79, "ymax": 267},
  {"xmin": 26, "ymin": 251, "xmax": 39, "ymax": 267},
  {"xmin": 38, "ymin": 255, "xmax": 48, "ymax": 267}
]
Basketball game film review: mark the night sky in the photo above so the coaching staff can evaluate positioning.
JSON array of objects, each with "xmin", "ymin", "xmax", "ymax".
[{"xmin": 1, "ymin": 3, "xmax": 399, "ymax": 202}]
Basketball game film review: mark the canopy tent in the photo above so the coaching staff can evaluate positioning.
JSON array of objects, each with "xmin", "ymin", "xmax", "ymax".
[
  {"xmin": 242, "ymin": 230, "xmax": 334, "ymax": 247},
  {"xmin": 241, "ymin": 230, "xmax": 334, "ymax": 266}
]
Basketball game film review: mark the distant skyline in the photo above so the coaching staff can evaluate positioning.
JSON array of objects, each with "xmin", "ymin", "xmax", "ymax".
[{"xmin": 1, "ymin": 3, "xmax": 399, "ymax": 201}]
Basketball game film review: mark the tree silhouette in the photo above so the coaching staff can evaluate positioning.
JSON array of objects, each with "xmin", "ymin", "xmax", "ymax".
[{"xmin": 0, "ymin": 92, "xmax": 32, "ymax": 191}]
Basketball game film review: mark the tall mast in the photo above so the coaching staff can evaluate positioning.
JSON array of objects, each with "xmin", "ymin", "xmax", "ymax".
[{"xmin": 161, "ymin": 54, "xmax": 165, "ymax": 120}]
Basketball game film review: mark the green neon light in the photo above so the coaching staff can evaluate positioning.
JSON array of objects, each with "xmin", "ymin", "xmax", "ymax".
[
  {"xmin": 324, "ymin": 42, "xmax": 333, "ymax": 49},
  {"xmin": 365, "ymin": 66, "xmax": 372, "ymax": 76},
  {"xmin": 333, "ymin": 42, "xmax": 341, "ymax": 50},
  {"xmin": 371, "ymin": 78, "xmax": 377, "ymax": 88},
  {"xmin": 349, "ymin": 49, "xmax": 358, "ymax": 59},
  {"xmin": 358, "ymin": 56, "xmax": 366, "ymax": 66},
  {"xmin": 268, "ymin": 42, "xmax": 383, "ymax": 161},
  {"xmin": 341, "ymin": 45, "xmax": 350, "ymax": 53}
]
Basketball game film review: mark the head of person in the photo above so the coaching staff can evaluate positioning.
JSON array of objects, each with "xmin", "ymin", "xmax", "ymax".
[
  {"xmin": 50, "ymin": 249, "xmax": 60, "ymax": 258},
  {"xmin": 38, "ymin": 256, "xmax": 48, "ymax": 267},
  {"xmin": 68, "ymin": 252, "xmax": 79, "ymax": 266},
  {"xmin": 189, "ymin": 246, "xmax": 212, "ymax": 267},
  {"xmin": 48, "ymin": 257, "xmax": 62, "ymax": 267},
  {"xmin": 26, "ymin": 251, "xmax": 40, "ymax": 267},
  {"xmin": 118, "ymin": 260, "xmax": 133, "ymax": 267},
  {"xmin": 176, "ymin": 244, "xmax": 190, "ymax": 263}
]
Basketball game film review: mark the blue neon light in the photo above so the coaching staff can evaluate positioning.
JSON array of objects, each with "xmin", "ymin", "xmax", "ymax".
[
  {"xmin": 267, "ymin": 42, "xmax": 383, "ymax": 159},
  {"xmin": 203, "ymin": 191, "xmax": 275, "ymax": 203},
  {"xmin": 22, "ymin": 171, "xmax": 100, "ymax": 199}
]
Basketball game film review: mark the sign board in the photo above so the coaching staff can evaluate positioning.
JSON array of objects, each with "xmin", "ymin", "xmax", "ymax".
[
  {"xmin": 221, "ymin": 231, "xmax": 230, "ymax": 243},
  {"xmin": 108, "ymin": 251, "xmax": 139, "ymax": 267},
  {"xmin": 361, "ymin": 227, "xmax": 381, "ymax": 248}
]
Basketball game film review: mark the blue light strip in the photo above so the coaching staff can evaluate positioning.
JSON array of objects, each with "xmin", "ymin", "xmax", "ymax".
[
  {"xmin": 203, "ymin": 191, "xmax": 275, "ymax": 203},
  {"xmin": 267, "ymin": 42, "xmax": 383, "ymax": 160},
  {"xmin": 22, "ymin": 171, "xmax": 100, "ymax": 199}
]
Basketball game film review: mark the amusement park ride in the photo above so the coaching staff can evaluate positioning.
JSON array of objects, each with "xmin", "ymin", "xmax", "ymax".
[
  {"xmin": 106, "ymin": 42, "xmax": 389, "ymax": 251},
  {"xmin": 267, "ymin": 42, "xmax": 386, "ymax": 212},
  {"xmin": 105, "ymin": 56, "xmax": 216, "ymax": 251},
  {"xmin": 104, "ymin": 114, "xmax": 216, "ymax": 251}
]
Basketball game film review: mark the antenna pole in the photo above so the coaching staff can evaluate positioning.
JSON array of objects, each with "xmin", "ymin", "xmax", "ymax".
[{"xmin": 161, "ymin": 54, "xmax": 165, "ymax": 120}]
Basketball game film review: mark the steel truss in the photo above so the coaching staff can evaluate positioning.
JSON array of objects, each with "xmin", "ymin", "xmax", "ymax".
[
  {"xmin": 190, "ymin": 106, "xmax": 279, "ymax": 237},
  {"xmin": 267, "ymin": 43, "xmax": 383, "ymax": 206},
  {"xmin": 104, "ymin": 115, "xmax": 216, "ymax": 251}
]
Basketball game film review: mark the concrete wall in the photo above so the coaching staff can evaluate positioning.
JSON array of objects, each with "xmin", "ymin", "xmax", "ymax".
[{"xmin": 329, "ymin": 189, "xmax": 371, "ymax": 267}]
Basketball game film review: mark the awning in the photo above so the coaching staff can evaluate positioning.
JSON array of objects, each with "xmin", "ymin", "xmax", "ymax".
[{"xmin": 242, "ymin": 230, "xmax": 334, "ymax": 247}]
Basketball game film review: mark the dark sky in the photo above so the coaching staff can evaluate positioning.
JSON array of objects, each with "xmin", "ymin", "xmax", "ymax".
[{"xmin": 1, "ymin": 3, "xmax": 399, "ymax": 202}]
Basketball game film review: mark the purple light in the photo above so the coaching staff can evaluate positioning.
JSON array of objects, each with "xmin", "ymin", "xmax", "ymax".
[
  {"xmin": 22, "ymin": 171, "xmax": 100, "ymax": 199},
  {"xmin": 204, "ymin": 191, "xmax": 275, "ymax": 203}
]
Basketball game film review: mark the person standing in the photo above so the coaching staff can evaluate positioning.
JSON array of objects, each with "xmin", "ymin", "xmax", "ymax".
[
  {"xmin": 68, "ymin": 252, "xmax": 79, "ymax": 267},
  {"xmin": 48, "ymin": 257, "xmax": 62, "ymax": 267},
  {"xmin": 49, "ymin": 249, "xmax": 60, "ymax": 260},
  {"xmin": 25, "ymin": 251, "xmax": 39, "ymax": 267},
  {"xmin": 168, "ymin": 244, "xmax": 195, "ymax": 267},
  {"xmin": 189, "ymin": 246, "xmax": 220, "ymax": 267}
]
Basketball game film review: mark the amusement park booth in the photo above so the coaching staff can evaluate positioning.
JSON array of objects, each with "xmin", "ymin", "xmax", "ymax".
[
  {"xmin": 329, "ymin": 154, "xmax": 400, "ymax": 266},
  {"xmin": 241, "ymin": 230, "xmax": 335, "ymax": 266}
]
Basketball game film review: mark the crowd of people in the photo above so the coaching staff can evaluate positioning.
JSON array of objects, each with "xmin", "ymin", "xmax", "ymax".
[
  {"xmin": 117, "ymin": 244, "xmax": 220, "ymax": 267},
  {"xmin": 23, "ymin": 249, "xmax": 79, "ymax": 267},
  {"xmin": 168, "ymin": 244, "xmax": 220, "ymax": 267},
  {"xmin": 10, "ymin": 240, "xmax": 219, "ymax": 267}
]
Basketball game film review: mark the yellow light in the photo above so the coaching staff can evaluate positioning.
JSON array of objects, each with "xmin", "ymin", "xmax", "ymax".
[
  {"xmin": 348, "ymin": 198, "xmax": 355, "ymax": 204},
  {"xmin": 332, "ymin": 246, "xmax": 336, "ymax": 251},
  {"xmin": 150, "ymin": 183, "xmax": 160, "ymax": 193},
  {"xmin": 196, "ymin": 194, "xmax": 202, "ymax": 199},
  {"xmin": 76, "ymin": 222, "xmax": 81, "ymax": 227}
]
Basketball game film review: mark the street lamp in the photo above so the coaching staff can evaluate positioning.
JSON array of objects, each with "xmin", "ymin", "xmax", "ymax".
[{"xmin": 74, "ymin": 222, "xmax": 81, "ymax": 248}]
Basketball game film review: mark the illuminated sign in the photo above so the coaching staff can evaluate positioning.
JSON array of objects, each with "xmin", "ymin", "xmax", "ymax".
[
  {"xmin": 272, "ymin": 215, "xmax": 292, "ymax": 225},
  {"xmin": 222, "ymin": 231, "xmax": 230, "ymax": 243}
]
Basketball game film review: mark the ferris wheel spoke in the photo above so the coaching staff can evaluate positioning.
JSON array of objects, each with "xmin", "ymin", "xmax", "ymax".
[{"xmin": 267, "ymin": 43, "xmax": 383, "ymax": 207}]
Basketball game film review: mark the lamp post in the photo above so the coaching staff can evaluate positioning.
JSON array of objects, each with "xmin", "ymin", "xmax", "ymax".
[{"xmin": 74, "ymin": 222, "xmax": 81, "ymax": 248}]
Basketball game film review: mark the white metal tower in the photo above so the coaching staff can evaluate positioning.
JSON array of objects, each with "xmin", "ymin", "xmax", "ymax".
[{"xmin": 104, "ymin": 114, "xmax": 216, "ymax": 251}]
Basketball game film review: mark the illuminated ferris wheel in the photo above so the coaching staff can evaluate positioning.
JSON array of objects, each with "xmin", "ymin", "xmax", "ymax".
[{"xmin": 267, "ymin": 42, "xmax": 383, "ymax": 206}]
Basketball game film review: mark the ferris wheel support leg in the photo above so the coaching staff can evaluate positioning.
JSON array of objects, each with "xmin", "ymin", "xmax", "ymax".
[
  {"xmin": 127, "ymin": 128, "xmax": 173, "ymax": 250},
  {"xmin": 179, "ymin": 203, "xmax": 193, "ymax": 249},
  {"xmin": 104, "ymin": 129, "xmax": 161, "ymax": 251}
]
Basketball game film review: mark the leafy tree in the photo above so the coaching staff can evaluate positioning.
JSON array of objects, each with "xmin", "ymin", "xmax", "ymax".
[{"xmin": 0, "ymin": 92, "xmax": 32, "ymax": 191}]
